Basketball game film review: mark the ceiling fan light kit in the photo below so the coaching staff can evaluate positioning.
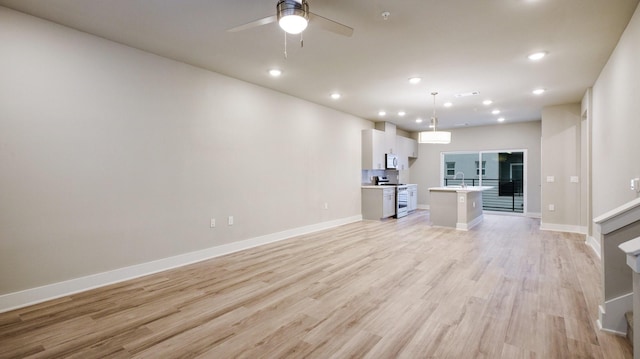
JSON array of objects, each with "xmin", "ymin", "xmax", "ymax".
[
  {"xmin": 277, "ymin": 0, "xmax": 309, "ymax": 34},
  {"xmin": 227, "ymin": 0, "xmax": 353, "ymax": 39}
]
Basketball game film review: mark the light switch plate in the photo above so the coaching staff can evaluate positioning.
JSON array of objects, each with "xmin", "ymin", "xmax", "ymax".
[
  {"xmin": 546, "ymin": 176, "xmax": 555, "ymax": 183},
  {"xmin": 570, "ymin": 176, "xmax": 579, "ymax": 183}
]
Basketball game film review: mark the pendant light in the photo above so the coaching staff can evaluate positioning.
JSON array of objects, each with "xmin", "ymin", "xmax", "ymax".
[
  {"xmin": 418, "ymin": 92, "xmax": 452, "ymax": 144},
  {"xmin": 277, "ymin": 0, "xmax": 309, "ymax": 35}
]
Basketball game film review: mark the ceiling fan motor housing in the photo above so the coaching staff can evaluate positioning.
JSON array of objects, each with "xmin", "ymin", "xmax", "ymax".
[{"xmin": 277, "ymin": 0, "xmax": 309, "ymax": 23}]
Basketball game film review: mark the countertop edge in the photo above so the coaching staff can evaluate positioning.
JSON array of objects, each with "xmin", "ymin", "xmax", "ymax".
[
  {"xmin": 361, "ymin": 184, "xmax": 418, "ymax": 189},
  {"xmin": 428, "ymin": 186, "xmax": 493, "ymax": 192}
]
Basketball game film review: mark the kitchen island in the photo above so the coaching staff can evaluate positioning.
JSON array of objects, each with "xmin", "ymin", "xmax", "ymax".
[{"xmin": 428, "ymin": 186, "xmax": 493, "ymax": 230}]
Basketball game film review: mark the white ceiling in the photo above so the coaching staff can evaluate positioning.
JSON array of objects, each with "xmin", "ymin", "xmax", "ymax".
[{"xmin": 1, "ymin": 0, "xmax": 638, "ymax": 132}]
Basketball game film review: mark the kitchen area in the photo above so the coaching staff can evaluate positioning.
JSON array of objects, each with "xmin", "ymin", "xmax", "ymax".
[
  {"xmin": 361, "ymin": 122, "xmax": 492, "ymax": 229},
  {"xmin": 361, "ymin": 173, "xmax": 418, "ymax": 220},
  {"xmin": 361, "ymin": 122, "xmax": 419, "ymax": 220}
]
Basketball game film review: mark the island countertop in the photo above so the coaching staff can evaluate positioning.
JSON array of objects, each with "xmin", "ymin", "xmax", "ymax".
[{"xmin": 428, "ymin": 186, "xmax": 493, "ymax": 192}]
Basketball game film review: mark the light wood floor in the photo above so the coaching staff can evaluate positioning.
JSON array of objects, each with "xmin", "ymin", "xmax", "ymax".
[{"xmin": 0, "ymin": 211, "xmax": 633, "ymax": 358}]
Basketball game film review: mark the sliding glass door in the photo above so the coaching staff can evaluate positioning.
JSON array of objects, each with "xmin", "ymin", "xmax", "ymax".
[{"xmin": 441, "ymin": 150, "xmax": 526, "ymax": 213}]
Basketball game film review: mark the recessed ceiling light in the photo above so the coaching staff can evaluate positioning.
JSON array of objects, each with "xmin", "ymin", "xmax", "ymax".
[
  {"xmin": 398, "ymin": 111, "xmax": 406, "ymax": 117},
  {"xmin": 492, "ymin": 109, "xmax": 501, "ymax": 115},
  {"xmin": 415, "ymin": 118, "xmax": 423, "ymax": 123},
  {"xmin": 408, "ymin": 77, "xmax": 422, "ymax": 84},
  {"xmin": 443, "ymin": 102, "xmax": 453, "ymax": 108},
  {"xmin": 532, "ymin": 88, "xmax": 545, "ymax": 95},
  {"xmin": 497, "ymin": 117, "xmax": 506, "ymax": 122},
  {"xmin": 268, "ymin": 69, "xmax": 282, "ymax": 77},
  {"xmin": 482, "ymin": 100, "xmax": 493, "ymax": 106},
  {"xmin": 378, "ymin": 111, "xmax": 386, "ymax": 117},
  {"xmin": 330, "ymin": 93, "xmax": 341, "ymax": 99},
  {"xmin": 428, "ymin": 124, "xmax": 435, "ymax": 129},
  {"xmin": 528, "ymin": 51, "xmax": 547, "ymax": 61}
]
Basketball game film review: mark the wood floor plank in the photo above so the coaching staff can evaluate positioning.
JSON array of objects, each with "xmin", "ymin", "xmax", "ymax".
[
  {"xmin": 501, "ymin": 342, "xmax": 539, "ymax": 359},
  {"xmin": 0, "ymin": 212, "xmax": 632, "ymax": 358}
]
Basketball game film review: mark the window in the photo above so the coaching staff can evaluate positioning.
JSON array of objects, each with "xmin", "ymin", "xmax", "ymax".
[
  {"xmin": 442, "ymin": 151, "xmax": 527, "ymax": 214},
  {"xmin": 475, "ymin": 161, "xmax": 486, "ymax": 176},
  {"xmin": 446, "ymin": 162, "xmax": 455, "ymax": 176}
]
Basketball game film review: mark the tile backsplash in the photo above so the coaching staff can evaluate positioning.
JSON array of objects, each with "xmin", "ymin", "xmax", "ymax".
[{"xmin": 361, "ymin": 169, "xmax": 400, "ymax": 185}]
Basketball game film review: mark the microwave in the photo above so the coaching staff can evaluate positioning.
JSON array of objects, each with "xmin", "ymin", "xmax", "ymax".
[{"xmin": 385, "ymin": 153, "xmax": 398, "ymax": 169}]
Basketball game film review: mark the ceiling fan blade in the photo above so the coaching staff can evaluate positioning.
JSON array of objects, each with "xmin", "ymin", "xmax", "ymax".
[
  {"xmin": 227, "ymin": 15, "xmax": 277, "ymax": 33},
  {"xmin": 309, "ymin": 12, "xmax": 354, "ymax": 37}
]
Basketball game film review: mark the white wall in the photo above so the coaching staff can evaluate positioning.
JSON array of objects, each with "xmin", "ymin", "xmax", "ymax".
[
  {"xmin": 589, "ymin": 3, "xmax": 640, "ymax": 314},
  {"xmin": 0, "ymin": 7, "xmax": 371, "ymax": 296},
  {"xmin": 581, "ymin": 89, "xmax": 593, "ymax": 237},
  {"xmin": 540, "ymin": 104, "xmax": 583, "ymax": 232},
  {"xmin": 409, "ymin": 121, "xmax": 542, "ymax": 215},
  {"xmin": 592, "ymin": 4, "xmax": 640, "ymax": 218}
]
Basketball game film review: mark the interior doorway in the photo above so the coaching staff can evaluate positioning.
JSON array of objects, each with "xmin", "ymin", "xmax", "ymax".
[{"xmin": 441, "ymin": 150, "xmax": 527, "ymax": 214}]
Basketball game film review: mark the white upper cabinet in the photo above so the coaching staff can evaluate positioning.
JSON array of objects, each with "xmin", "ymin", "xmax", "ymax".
[
  {"xmin": 398, "ymin": 135, "xmax": 418, "ymax": 159},
  {"xmin": 362, "ymin": 129, "xmax": 386, "ymax": 169},
  {"xmin": 395, "ymin": 135, "xmax": 418, "ymax": 170},
  {"xmin": 362, "ymin": 125, "xmax": 417, "ymax": 170},
  {"xmin": 375, "ymin": 122, "xmax": 397, "ymax": 154}
]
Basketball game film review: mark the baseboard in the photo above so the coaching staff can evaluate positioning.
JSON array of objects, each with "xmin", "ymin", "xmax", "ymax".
[
  {"xmin": 0, "ymin": 215, "xmax": 362, "ymax": 313},
  {"xmin": 415, "ymin": 207, "xmax": 538, "ymax": 217},
  {"xmin": 598, "ymin": 293, "xmax": 633, "ymax": 335},
  {"xmin": 597, "ymin": 317, "xmax": 627, "ymax": 336},
  {"xmin": 483, "ymin": 210, "xmax": 525, "ymax": 217},
  {"xmin": 586, "ymin": 235, "xmax": 601, "ymax": 259},
  {"xmin": 456, "ymin": 215, "xmax": 484, "ymax": 231},
  {"xmin": 539, "ymin": 222, "xmax": 587, "ymax": 235}
]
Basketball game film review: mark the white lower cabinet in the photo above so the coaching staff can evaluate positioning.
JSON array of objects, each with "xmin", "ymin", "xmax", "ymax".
[
  {"xmin": 408, "ymin": 184, "xmax": 418, "ymax": 212},
  {"xmin": 362, "ymin": 187, "xmax": 396, "ymax": 220}
]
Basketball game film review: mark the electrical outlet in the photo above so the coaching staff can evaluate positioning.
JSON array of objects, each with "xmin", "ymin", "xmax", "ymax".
[
  {"xmin": 323, "ymin": 202, "xmax": 329, "ymax": 210},
  {"xmin": 228, "ymin": 216, "xmax": 234, "ymax": 225},
  {"xmin": 632, "ymin": 178, "xmax": 640, "ymax": 193},
  {"xmin": 548, "ymin": 204, "xmax": 555, "ymax": 211},
  {"xmin": 210, "ymin": 218, "xmax": 216, "ymax": 228}
]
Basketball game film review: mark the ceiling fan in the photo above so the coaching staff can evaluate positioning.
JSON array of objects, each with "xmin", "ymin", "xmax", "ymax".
[{"xmin": 227, "ymin": 0, "xmax": 354, "ymax": 37}]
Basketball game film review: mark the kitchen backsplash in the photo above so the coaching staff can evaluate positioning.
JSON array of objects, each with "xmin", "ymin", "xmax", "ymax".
[{"xmin": 361, "ymin": 169, "xmax": 402, "ymax": 185}]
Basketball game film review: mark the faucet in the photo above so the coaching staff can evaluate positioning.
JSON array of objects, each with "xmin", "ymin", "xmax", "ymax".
[{"xmin": 454, "ymin": 171, "xmax": 466, "ymax": 188}]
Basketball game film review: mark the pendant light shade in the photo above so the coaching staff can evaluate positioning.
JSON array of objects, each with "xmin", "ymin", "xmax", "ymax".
[
  {"xmin": 418, "ymin": 92, "xmax": 452, "ymax": 144},
  {"xmin": 419, "ymin": 130, "xmax": 451, "ymax": 144},
  {"xmin": 277, "ymin": 0, "xmax": 309, "ymax": 34}
]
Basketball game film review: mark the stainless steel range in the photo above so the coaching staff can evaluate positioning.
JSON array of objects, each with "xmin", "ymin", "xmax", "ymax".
[
  {"xmin": 395, "ymin": 185, "xmax": 409, "ymax": 218},
  {"xmin": 372, "ymin": 176, "xmax": 408, "ymax": 218}
]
